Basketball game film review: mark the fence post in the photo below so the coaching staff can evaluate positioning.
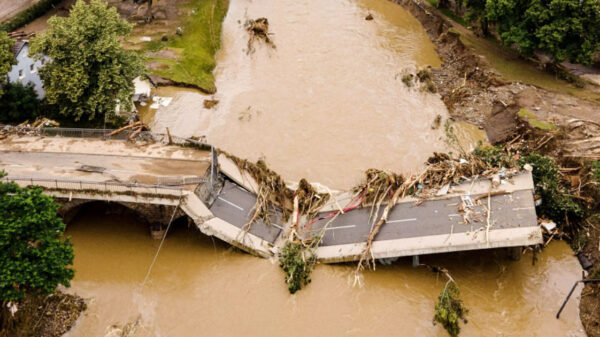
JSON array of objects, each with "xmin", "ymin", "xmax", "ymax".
[
  {"xmin": 80, "ymin": 181, "xmax": 82, "ymax": 189},
  {"xmin": 55, "ymin": 179, "xmax": 58, "ymax": 189}
]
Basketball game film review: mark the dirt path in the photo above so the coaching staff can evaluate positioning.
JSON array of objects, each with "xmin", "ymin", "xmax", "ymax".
[{"xmin": 0, "ymin": 0, "xmax": 40, "ymax": 22}]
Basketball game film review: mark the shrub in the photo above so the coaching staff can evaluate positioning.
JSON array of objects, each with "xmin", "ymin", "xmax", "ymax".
[
  {"xmin": 434, "ymin": 282, "xmax": 468, "ymax": 337},
  {"xmin": 279, "ymin": 241, "xmax": 316, "ymax": 294},
  {"xmin": 519, "ymin": 154, "xmax": 584, "ymax": 225}
]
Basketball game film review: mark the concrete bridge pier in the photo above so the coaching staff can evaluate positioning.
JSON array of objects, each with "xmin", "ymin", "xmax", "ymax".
[{"xmin": 412, "ymin": 255, "xmax": 420, "ymax": 268}]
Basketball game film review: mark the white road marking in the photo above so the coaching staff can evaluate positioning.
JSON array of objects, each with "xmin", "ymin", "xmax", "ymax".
[
  {"xmin": 448, "ymin": 214, "xmax": 461, "ymax": 217},
  {"xmin": 512, "ymin": 207, "xmax": 535, "ymax": 211},
  {"xmin": 217, "ymin": 197, "xmax": 244, "ymax": 211},
  {"xmin": 326, "ymin": 225, "xmax": 356, "ymax": 231},
  {"xmin": 387, "ymin": 218, "xmax": 417, "ymax": 224},
  {"xmin": 272, "ymin": 224, "xmax": 284, "ymax": 230}
]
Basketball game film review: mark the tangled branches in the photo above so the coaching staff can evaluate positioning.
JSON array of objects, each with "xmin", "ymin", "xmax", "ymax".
[{"xmin": 245, "ymin": 17, "xmax": 275, "ymax": 54}]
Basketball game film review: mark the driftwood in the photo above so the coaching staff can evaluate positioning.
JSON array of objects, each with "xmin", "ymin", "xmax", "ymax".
[
  {"xmin": 108, "ymin": 121, "xmax": 142, "ymax": 136},
  {"xmin": 245, "ymin": 17, "xmax": 275, "ymax": 54}
]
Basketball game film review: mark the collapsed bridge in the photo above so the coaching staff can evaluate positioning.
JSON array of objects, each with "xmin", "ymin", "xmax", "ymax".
[{"xmin": 0, "ymin": 127, "xmax": 542, "ymax": 262}]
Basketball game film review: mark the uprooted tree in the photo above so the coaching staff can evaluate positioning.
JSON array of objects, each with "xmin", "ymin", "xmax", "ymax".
[
  {"xmin": 30, "ymin": 0, "xmax": 144, "ymax": 124},
  {"xmin": 0, "ymin": 172, "xmax": 75, "ymax": 333}
]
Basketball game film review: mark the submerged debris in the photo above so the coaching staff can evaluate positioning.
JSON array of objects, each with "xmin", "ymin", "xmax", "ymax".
[{"xmin": 245, "ymin": 17, "xmax": 275, "ymax": 54}]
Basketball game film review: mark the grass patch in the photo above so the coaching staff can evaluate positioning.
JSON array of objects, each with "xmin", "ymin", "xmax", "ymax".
[
  {"xmin": 146, "ymin": 0, "xmax": 229, "ymax": 93},
  {"xmin": 517, "ymin": 109, "xmax": 557, "ymax": 131},
  {"xmin": 438, "ymin": 7, "xmax": 468, "ymax": 27}
]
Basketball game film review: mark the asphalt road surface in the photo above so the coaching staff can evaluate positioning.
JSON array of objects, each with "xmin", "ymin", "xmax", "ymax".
[
  {"xmin": 209, "ymin": 180, "xmax": 282, "ymax": 243},
  {"xmin": 306, "ymin": 189, "xmax": 537, "ymax": 246}
]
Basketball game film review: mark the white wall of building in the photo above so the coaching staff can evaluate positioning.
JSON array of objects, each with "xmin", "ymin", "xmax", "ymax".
[{"xmin": 6, "ymin": 43, "xmax": 48, "ymax": 99}]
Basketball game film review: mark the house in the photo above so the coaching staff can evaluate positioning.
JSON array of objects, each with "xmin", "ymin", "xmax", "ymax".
[{"xmin": 6, "ymin": 40, "xmax": 49, "ymax": 98}]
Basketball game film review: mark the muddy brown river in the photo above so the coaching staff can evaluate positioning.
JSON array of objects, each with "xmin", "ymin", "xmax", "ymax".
[
  {"xmin": 103, "ymin": 0, "xmax": 587, "ymax": 336},
  {"xmin": 151, "ymin": 0, "xmax": 448, "ymax": 190},
  {"xmin": 64, "ymin": 205, "xmax": 585, "ymax": 336}
]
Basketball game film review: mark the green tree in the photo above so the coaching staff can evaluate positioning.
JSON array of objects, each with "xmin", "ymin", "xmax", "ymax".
[
  {"xmin": 0, "ymin": 174, "xmax": 74, "ymax": 320},
  {"xmin": 0, "ymin": 31, "xmax": 16, "ymax": 95},
  {"xmin": 30, "ymin": 0, "xmax": 144, "ymax": 123},
  {"xmin": 0, "ymin": 82, "xmax": 41, "ymax": 123},
  {"xmin": 486, "ymin": 0, "xmax": 600, "ymax": 64}
]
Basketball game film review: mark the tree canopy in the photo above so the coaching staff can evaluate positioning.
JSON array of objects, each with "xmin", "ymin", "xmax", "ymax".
[
  {"xmin": 486, "ymin": 0, "xmax": 600, "ymax": 64},
  {"xmin": 0, "ymin": 82, "xmax": 41, "ymax": 123},
  {"xmin": 0, "ymin": 31, "xmax": 16, "ymax": 96},
  {"xmin": 0, "ymin": 175, "xmax": 74, "ymax": 303},
  {"xmin": 30, "ymin": 0, "xmax": 144, "ymax": 122}
]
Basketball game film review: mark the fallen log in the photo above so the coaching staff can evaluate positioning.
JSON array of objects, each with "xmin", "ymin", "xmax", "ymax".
[{"xmin": 108, "ymin": 121, "xmax": 142, "ymax": 136}]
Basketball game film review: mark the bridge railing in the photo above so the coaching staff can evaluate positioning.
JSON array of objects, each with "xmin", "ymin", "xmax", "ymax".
[{"xmin": 3, "ymin": 176, "xmax": 186, "ymax": 198}]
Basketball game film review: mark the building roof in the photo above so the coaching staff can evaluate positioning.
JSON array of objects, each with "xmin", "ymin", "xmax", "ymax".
[{"xmin": 12, "ymin": 40, "xmax": 28, "ymax": 57}]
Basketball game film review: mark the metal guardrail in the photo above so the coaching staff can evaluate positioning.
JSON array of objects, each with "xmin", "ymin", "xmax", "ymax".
[
  {"xmin": 157, "ymin": 176, "xmax": 207, "ymax": 186},
  {"xmin": 4, "ymin": 176, "xmax": 185, "ymax": 198}
]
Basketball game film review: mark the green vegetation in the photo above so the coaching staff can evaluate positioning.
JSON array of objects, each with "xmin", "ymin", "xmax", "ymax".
[
  {"xmin": 472, "ymin": 143, "xmax": 515, "ymax": 168},
  {"xmin": 0, "ymin": 31, "xmax": 16, "ymax": 95},
  {"xmin": 31, "ymin": 0, "xmax": 144, "ymax": 124},
  {"xmin": 434, "ymin": 282, "xmax": 468, "ymax": 337},
  {"xmin": 0, "ymin": 172, "xmax": 75, "ymax": 330},
  {"xmin": 0, "ymin": 82, "xmax": 41, "ymax": 123},
  {"xmin": 279, "ymin": 241, "xmax": 316, "ymax": 294},
  {"xmin": 519, "ymin": 154, "xmax": 584, "ymax": 226},
  {"xmin": 592, "ymin": 161, "xmax": 600, "ymax": 184},
  {"xmin": 517, "ymin": 109, "xmax": 558, "ymax": 131},
  {"xmin": 433, "ymin": 0, "xmax": 600, "ymax": 65},
  {"xmin": 0, "ymin": 0, "xmax": 64, "ymax": 33},
  {"xmin": 143, "ymin": 0, "xmax": 229, "ymax": 93},
  {"xmin": 486, "ymin": 0, "xmax": 600, "ymax": 65},
  {"xmin": 401, "ymin": 74, "xmax": 414, "ymax": 87}
]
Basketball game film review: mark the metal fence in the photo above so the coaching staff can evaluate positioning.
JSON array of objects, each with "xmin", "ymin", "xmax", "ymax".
[
  {"xmin": 157, "ymin": 176, "xmax": 207, "ymax": 186},
  {"xmin": 3, "ymin": 176, "xmax": 185, "ymax": 198}
]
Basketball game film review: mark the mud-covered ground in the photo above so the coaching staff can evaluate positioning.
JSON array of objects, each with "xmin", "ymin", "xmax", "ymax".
[
  {"xmin": 5, "ymin": 291, "xmax": 85, "ymax": 337},
  {"xmin": 392, "ymin": 1, "xmax": 600, "ymax": 335}
]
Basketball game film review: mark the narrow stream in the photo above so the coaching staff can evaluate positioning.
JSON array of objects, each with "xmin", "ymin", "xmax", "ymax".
[{"xmin": 65, "ymin": 205, "xmax": 585, "ymax": 336}]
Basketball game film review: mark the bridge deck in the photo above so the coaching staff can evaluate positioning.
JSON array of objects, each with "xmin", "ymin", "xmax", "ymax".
[{"xmin": 1, "ymin": 133, "xmax": 543, "ymax": 263}]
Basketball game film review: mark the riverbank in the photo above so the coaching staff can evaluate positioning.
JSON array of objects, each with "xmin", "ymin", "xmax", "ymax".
[
  {"xmin": 4, "ymin": 291, "xmax": 85, "ymax": 337},
  {"xmin": 122, "ymin": 0, "xmax": 229, "ymax": 93},
  {"xmin": 391, "ymin": 1, "xmax": 600, "ymax": 335}
]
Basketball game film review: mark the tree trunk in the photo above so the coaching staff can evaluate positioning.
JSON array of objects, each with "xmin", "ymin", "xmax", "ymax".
[{"xmin": 145, "ymin": 0, "xmax": 153, "ymax": 22}]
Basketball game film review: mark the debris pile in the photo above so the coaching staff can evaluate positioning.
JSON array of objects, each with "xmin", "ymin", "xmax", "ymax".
[{"xmin": 245, "ymin": 17, "xmax": 275, "ymax": 54}]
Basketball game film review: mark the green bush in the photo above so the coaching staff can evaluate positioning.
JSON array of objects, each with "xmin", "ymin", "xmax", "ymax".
[
  {"xmin": 0, "ymin": 82, "xmax": 41, "ymax": 123},
  {"xmin": 279, "ymin": 241, "xmax": 316, "ymax": 294},
  {"xmin": 0, "ymin": 0, "xmax": 64, "ymax": 32},
  {"xmin": 592, "ymin": 161, "xmax": 600, "ymax": 183},
  {"xmin": 472, "ymin": 144, "xmax": 514, "ymax": 168},
  {"xmin": 519, "ymin": 154, "xmax": 584, "ymax": 225},
  {"xmin": 434, "ymin": 283, "xmax": 468, "ymax": 337}
]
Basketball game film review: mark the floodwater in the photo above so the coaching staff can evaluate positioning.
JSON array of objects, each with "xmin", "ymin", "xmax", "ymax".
[
  {"xmin": 151, "ymin": 0, "xmax": 448, "ymax": 190},
  {"xmin": 65, "ymin": 204, "xmax": 585, "ymax": 337}
]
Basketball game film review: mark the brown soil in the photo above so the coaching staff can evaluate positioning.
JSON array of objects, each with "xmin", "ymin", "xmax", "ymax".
[
  {"xmin": 580, "ymin": 217, "xmax": 600, "ymax": 337},
  {"xmin": 390, "ymin": 1, "xmax": 600, "ymax": 334},
  {"xmin": 4, "ymin": 291, "xmax": 85, "ymax": 337}
]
